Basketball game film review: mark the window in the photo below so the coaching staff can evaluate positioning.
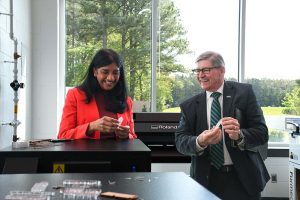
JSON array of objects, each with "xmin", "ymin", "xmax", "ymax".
[
  {"xmin": 245, "ymin": 0, "xmax": 300, "ymax": 144},
  {"xmin": 65, "ymin": 0, "xmax": 299, "ymax": 145},
  {"xmin": 65, "ymin": 0, "xmax": 152, "ymax": 112},
  {"xmin": 162, "ymin": 0, "xmax": 238, "ymax": 112}
]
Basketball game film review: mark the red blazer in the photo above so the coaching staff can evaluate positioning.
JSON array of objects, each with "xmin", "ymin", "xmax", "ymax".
[{"xmin": 58, "ymin": 88, "xmax": 137, "ymax": 140}]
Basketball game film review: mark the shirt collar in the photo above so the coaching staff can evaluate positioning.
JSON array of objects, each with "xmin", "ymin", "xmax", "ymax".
[{"xmin": 206, "ymin": 82, "xmax": 224, "ymax": 100}]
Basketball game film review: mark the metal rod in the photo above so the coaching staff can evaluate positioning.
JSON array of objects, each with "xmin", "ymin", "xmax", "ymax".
[
  {"xmin": 151, "ymin": 0, "xmax": 158, "ymax": 112},
  {"xmin": 10, "ymin": 0, "xmax": 14, "ymax": 40},
  {"xmin": 238, "ymin": 0, "xmax": 246, "ymax": 83},
  {"xmin": 1, "ymin": 0, "xmax": 23, "ymax": 143},
  {"xmin": 9, "ymin": 0, "xmax": 21, "ymax": 142}
]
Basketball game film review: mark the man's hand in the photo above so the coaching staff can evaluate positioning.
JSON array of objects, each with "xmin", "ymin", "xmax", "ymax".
[
  {"xmin": 197, "ymin": 127, "xmax": 222, "ymax": 147},
  {"xmin": 221, "ymin": 117, "xmax": 241, "ymax": 140}
]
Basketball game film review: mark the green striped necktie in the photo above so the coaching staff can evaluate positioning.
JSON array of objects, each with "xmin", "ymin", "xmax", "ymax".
[{"xmin": 210, "ymin": 92, "xmax": 224, "ymax": 169}]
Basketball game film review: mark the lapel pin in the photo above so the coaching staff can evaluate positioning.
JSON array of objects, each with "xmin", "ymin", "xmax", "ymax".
[{"xmin": 226, "ymin": 96, "xmax": 231, "ymax": 98}]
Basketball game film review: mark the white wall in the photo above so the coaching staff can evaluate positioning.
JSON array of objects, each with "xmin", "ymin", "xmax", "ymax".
[
  {"xmin": 0, "ymin": 0, "xmax": 32, "ymax": 148},
  {"xmin": 31, "ymin": 0, "xmax": 62, "ymax": 139},
  {"xmin": 0, "ymin": 0, "xmax": 63, "ymax": 147}
]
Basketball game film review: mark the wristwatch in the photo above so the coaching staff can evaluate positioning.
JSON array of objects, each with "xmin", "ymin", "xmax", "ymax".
[{"xmin": 236, "ymin": 130, "xmax": 244, "ymax": 144}]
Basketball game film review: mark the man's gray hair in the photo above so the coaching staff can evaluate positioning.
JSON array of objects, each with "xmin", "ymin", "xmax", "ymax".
[{"xmin": 195, "ymin": 51, "xmax": 225, "ymax": 67}]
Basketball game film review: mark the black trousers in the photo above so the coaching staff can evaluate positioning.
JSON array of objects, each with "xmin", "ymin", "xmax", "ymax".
[{"xmin": 208, "ymin": 166, "xmax": 261, "ymax": 200}]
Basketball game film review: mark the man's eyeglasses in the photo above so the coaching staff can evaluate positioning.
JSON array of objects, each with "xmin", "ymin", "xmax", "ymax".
[{"xmin": 191, "ymin": 66, "xmax": 220, "ymax": 75}]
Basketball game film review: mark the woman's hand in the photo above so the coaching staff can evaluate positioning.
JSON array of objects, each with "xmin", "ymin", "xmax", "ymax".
[
  {"xmin": 88, "ymin": 116, "xmax": 119, "ymax": 133},
  {"xmin": 115, "ymin": 125, "xmax": 130, "ymax": 139}
]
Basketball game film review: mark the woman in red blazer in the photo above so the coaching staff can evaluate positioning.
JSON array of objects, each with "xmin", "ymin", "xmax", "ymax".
[{"xmin": 58, "ymin": 49, "xmax": 137, "ymax": 140}]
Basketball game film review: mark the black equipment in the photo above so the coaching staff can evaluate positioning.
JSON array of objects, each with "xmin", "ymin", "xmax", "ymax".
[{"xmin": 133, "ymin": 112, "xmax": 181, "ymax": 146}]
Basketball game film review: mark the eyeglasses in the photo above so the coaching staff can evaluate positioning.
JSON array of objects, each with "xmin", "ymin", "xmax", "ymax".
[{"xmin": 191, "ymin": 66, "xmax": 220, "ymax": 75}]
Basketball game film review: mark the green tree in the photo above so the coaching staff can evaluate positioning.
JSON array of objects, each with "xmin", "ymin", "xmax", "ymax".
[
  {"xmin": 246, "ymin": 78, "xmax": 296, "ymax": 107},
  {"xmin": 65, "ymin": 0, "xmax": 189, "ymax": 111},
  {"xmin": 171, "ymin": 77, "xmax": 297, "ymax": 109},
  {"xmin": 282, "ymin": 80, "xmax": 300, "ymax": 115},
  {"xmin": 171, "ymin": 73, "xmax": 203, "ymax": 107}
]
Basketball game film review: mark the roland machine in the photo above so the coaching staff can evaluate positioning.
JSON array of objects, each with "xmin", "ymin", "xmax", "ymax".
[{"xmin": 133, "ymin": 112, "xmax": 181, "ymax": 146}]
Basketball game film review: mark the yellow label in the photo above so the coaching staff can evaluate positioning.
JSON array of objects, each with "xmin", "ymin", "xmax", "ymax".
[{"xmin": 53, "ymin": 164, "xmax": 65, "ymax": 173}]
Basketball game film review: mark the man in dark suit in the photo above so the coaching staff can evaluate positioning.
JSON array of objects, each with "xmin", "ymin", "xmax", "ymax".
[{"xmin": 175, "ymin": 51, "xmax": 270, "ymax": 200}]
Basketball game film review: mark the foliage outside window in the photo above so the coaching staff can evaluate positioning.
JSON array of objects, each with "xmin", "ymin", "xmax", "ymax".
[
  {"xmin": 66, "ymin": 0, "xmax": 300, "ymax": 144},
  {"xmin": 66, "ymin": 0, "xmax": 190, "ymax": 112},
  {"xmin": 245, "ymin": 0, "xmax": 300, "ymax": 144}
]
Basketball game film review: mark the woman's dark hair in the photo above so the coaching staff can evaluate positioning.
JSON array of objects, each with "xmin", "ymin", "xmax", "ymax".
[{"xmin": 77, "ymin": 48, "xmax": 128, "ymax": 113}]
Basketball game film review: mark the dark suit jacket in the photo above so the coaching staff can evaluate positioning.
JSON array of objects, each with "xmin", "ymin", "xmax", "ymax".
[{"xmin": 175, "ymin": 81, "xmax": 270, "ymax": 196}]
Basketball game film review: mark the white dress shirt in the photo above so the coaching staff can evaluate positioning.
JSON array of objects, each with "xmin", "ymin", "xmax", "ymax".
[{"xmin": 196, "ymin": 83, "xmax": 233, "ymax": 165}]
